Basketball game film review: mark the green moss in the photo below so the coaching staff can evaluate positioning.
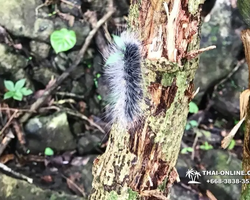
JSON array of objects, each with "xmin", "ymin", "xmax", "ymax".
[
  {"xmin": 127, "ymin": 188, "xmax": 138, "ymax": 200},
  {"xmin": 242, "ymin": 184, "xmax": 250, "ymax": 200},
  {"xmin": 161, "ymin": 73, "xmax": 176, "ymax": 87},
  {"xmin": 128, "ymin": 4, "xmax": 140, "ymax": 30},
  {"xmin": 108, "ymin": 191, "xmax": 118, "ymax": 200}
]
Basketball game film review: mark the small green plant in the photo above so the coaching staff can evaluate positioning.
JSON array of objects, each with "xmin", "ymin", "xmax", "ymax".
[
  {"xmin": 44, "ymin": 147, "xmax": 54, "ymax": 156},
  {"xmin": 227, "ymin": 139, "xmax": 236, "ymax": 150},
  {"xmin": 199, "ymin": 142, "xmax": 213, "ymax": 150},
  {"xmin": 189, "ymin": 101, "xmax": 199, "ymax": 113},
  {"xmin": 50, "ymin": 28, "xmax": 76, "ymax": 54},
  {"xmin": 185, "ymin": 120, "xmax": 198, "ymax": 130},
  {"xmin": 181, "ymin": 147, "xmax": 194, "ymax": 154},
  {"xmin": 97, "ymin": 95, "xmax": 102, "ymax": 100},
  {"xmin": 94, "ymin": 73, "xmax": 101, "ymax": 88},
  {"xmin": 94, "ymin": 78, "xmax": 98, "ymax": 88},
  {"xmin": 48, "ymin": 11, "xmax": 57, "ymax": 17},
  {"xmin": 4, "ymin": 79, "xmax": 33, "ymax": 101}
]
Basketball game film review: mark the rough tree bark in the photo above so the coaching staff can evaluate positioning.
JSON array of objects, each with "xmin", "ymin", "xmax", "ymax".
[
  {"xmin": 90, "ymin": 0, "xmax": 204, "ymax": 199},
  {"xmin": 236, "ymin": 0, "xmax": 250, "ymax": 199},
  {"xmin": 241, "ymin": 30, "xmax": 250, "ymax": 200}
]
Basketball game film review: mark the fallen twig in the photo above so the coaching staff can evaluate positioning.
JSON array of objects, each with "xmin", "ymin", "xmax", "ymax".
[
  {"xmin": 0, "ymin": 131, "xmax": 15, "ymax": 156},
  {"xmin": 12, "ymin": 119, "xmax": 26, "ymax": 148},
  {"xmin": 1, "ymin": 109, "xmax": 18, "ymax": 135},
  {"xmin": 1, "ymin": 104, "xmax": 26, "ymax": 150},
  {"xmin": 0, "ymin": 108, "xmax": 35, "ymax": 113},
  {"xmin": 0, "ymin": 162, "xmax": 33, "ymax": 183},
  {"xmin": 55, "ymin": 92, "xmax": 85, "ymax": 99},
  {"xmin": 62, "ymin": 174, "xmax": 86, "ymax": 197}
]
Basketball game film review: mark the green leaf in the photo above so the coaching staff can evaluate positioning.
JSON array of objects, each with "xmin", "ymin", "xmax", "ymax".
[
  {"xmin": 21, "ymin": 88, "xmax": 33, "ymax": 96},
  {"xmin": 202, "ymin": 130, "xmax": 211, "ymax": 138},
  {"xmin": 189, "ymin": 101, "xmax": 199, "ymax": 113},
  {"xmin": 234, "ymin": 119, "xmax": 239, "ymax": 125},
  {"xmin": 14, "ymin": 79, "xmax": 26, "ymax": 90},
  {"xmin": 185, "ymin": 123, "xmax": 191, "ymax": 130},
  {"xmin": 189, "ymin": 120, "xmax": 198, "ymax": 127},
  {"xmin": 4, "ymin": 80, "xmax": 15, "ymax": 91},
  {"xmin": 181, "ymin": 148, "xmax": 187, "ymax": 154},
  {"xmin": 200, "ymin": 142, "xmax": 213, "ymax": 150},
  {"xmin": 94, "ymin": 78, "xmax": 98, "ymax": 88},
  {"xmin": 105, "ymin": 52, "xmax": 123, "ymax": 66},
  {"xmin": 13, "ymin": 91, "xmax": 23, "ymax": 101},
  {"xmin": 181, "ymin": 147, "xmax": 193, "ymax": 154},
  {"xmin": 227, "ymin": 139, "xmax": 236, "ymax": 150},
  {"xmin": 199, "ymin": 145, "xmax": 205, "ymax": 150},
  {"xmin": 195, "ymin": 129, "xmax": 203, "ymax": 137},
  {"xmin": 97, "ymin": 95, "xmax": 102, "ymax": 100},
  {"xmin": 186, "ymin": 120, "xmax": 198, "ymax": 130},
  {"xmin": 186, "ymin": 147, "xmax": 194, "ymax": 152},
  {"xmin": 44, "ymin": 147, "xmax": 54, "ymax": 156},
  {"xmin": 112, "ymin": 34, "xmax": 125, "ymax": 50},
  {"xmin": 50, "ymin": 28, "xmax": 77, "ymax": 54},
  {"xmin": 4, "ymin": 91, "xmax": 14, "ymax": 99}
]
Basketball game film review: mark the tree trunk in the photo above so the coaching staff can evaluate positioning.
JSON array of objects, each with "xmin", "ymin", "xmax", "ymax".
[
  {"xmin": 235, "ymin": 0, "xmax": 250, "ymax": 199},
  {"xmin": 90, "ymin": 0, "xmax": 204, "ymax": 199},
  {"xmin": 240, "ymin": 30, "xmax": 250, "ymax": 200}
]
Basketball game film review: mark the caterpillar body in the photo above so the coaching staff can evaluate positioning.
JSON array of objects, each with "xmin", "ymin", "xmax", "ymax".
[{"xmin": 103, "ymin": 31, "xmax": 143, "ymax": 130}]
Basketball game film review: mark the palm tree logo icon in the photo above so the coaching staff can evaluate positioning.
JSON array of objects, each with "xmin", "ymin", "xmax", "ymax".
[{"xmin": 186, "ymin": 169, "xmax": 201, "ymax": 184}]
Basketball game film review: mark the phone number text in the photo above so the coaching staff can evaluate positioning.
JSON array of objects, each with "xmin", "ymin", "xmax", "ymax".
[{"xmin": 207, "ymin": 179, "xmax": 250, "ymax": 184}]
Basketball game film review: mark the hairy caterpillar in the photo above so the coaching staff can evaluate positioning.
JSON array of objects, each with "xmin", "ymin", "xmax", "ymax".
[{"xmin": 103, "ymin": 31, "xmax": 143, "ymax": 130}]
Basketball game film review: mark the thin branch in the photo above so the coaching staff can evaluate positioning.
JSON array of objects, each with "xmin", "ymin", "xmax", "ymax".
[
  {"xmin": 0, "ymin": 110, "xmax": 18, "ymax": 135},
  {"xmin": 0, "ymin": 131, "xmax": 15, "ymax": 156},
  {"xmin": 0, "ymin": 162, "xmax": 33, "ymax": 183},
  {"xmin": 0, "ymin": 108, "xmax": 35, "ymax": 113},
  {"xmin": 61, "ymin": 174, "xmax": 86, "ymax": 197},
  {"xmin": 185, "ymin": 45, "xmax": 216, "ymax": 59}
]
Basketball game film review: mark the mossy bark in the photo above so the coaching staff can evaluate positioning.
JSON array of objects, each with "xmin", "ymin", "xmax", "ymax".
[
  {"xmin": 90, "ymin": 0, "xmax": 204, "ymax": 199},
  {"xmin": 236, "ymin": 0, "xmax": 250, "ymax": 199},
  {"xmin": 241, "ymin": 30, "xmax": 250, "ymax": 200}
]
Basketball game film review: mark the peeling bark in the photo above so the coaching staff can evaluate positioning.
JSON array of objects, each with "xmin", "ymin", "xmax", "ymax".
[{"xmin": 90, "ymin": 0, "xmax": 204, "ymax": 199}]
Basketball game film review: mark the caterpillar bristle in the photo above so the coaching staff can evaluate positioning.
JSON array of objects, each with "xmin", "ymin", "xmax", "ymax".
[{"xmin": 103, "ymin": 31, "xmax": 143, "ymax": 130}]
